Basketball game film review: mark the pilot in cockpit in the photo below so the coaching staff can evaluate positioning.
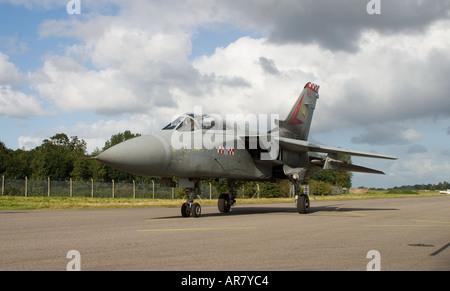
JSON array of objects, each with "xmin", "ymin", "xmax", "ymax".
[{"xmin": 178, "ymin": 117, "xmax": 199, "ymax": 132}]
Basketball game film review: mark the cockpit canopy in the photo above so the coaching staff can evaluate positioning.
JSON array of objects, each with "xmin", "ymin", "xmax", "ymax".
[{"xmin": 162, "ymin": 114, "xmax": 230, "ymax": 131}]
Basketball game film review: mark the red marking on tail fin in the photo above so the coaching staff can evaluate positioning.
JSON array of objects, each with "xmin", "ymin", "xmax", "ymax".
[
  {"xmin": 305, "ymin": 82, "xmax": 320, "ymax": 93},
  {"xmin": 287, "ymin": 94, "xmax": 305, "ymax": 125}
]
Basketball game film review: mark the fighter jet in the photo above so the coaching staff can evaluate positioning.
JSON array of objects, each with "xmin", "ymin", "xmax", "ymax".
[{"xmin": 96, "ymin": 82, "xmax": 397, "ymax": 217}]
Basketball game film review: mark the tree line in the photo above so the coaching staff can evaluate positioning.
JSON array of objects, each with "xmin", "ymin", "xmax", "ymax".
[
  {"xmin": 390, "ymin": 182, "xmax": 450, "ymax": 191},
  {"xmin": 0, "ymin": 131, "xmax": 145, "ymax": 183},
  {"xmin": 0, "ymin": 131, "xmax": 352, "ymax": 196}
]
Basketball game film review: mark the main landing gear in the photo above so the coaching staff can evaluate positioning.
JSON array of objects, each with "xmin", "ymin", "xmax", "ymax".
[
  {"xmin": 218, "ymin": 180, "xmax": 237, "ymax": 214},
  {"xmin": 289, "ymin": 176, "xmax": 310, "ymax": 214}
]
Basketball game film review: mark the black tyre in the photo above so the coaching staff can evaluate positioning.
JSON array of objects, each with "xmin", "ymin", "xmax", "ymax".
[
  {"xmin": 297, "ymin": 194, "xmax": 310, "ymax": 214},
  {"xmin": 218, "ymin": 194, "xmax": 231, "ymax": 213},
  {"xmin": 192, "ymin": 203, "xmax": 201, "ymax": 217},
  {"xmin": 181, "ymin": 203, "xmax": 191, "ymax": 217}
]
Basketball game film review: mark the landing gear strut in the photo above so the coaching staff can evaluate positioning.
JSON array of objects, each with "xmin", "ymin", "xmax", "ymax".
[{"xmin": 181, "ymin": 180, "xmax": 202, "ymax": 218}]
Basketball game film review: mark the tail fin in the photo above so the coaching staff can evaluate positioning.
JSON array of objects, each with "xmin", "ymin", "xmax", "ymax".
[{"xmin": 279, "ymin": 82, "xmax": 319, "ymax": 141}]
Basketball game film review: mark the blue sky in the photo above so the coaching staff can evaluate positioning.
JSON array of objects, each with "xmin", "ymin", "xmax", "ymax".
[{"xmin": 1, "ymin": 0, "xmax": 450, "ymax": 188}]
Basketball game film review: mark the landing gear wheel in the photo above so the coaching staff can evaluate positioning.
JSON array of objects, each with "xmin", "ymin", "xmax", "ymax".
[
  {"xmin": 192, "ymin": 203, "xmax": 201, "ymax": 217},
  {"xmin": 297, "ymin": 194, "xmax": 310, "ymax": 214},
  {"xmin": 218, "ymin": 193, "xmax": 231, "ymax": 213},
  {"xmin": 181, "ymin": 203, "xmax": 191, "ymax": 217}
]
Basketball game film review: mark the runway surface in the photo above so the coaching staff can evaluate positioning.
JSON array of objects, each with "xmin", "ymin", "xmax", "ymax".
[{"xmin": 1, "ymin": 196, "xmax": 449, "ymax": 271}]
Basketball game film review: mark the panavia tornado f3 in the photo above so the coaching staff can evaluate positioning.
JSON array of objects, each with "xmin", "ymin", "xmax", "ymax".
[{"xmin": 96, "ymin": 82, "xmax": 397, "ymax": 217}]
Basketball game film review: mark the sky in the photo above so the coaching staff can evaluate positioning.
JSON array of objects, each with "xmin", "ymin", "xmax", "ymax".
[{"xmin": 0, "ymin": 0, "xmax": 450, "ymax": 188}]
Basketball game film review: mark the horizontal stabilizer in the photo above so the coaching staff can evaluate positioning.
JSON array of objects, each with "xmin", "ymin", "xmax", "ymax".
[{"xmin": 311, "ymin": 158, "xmax": 385, "ymax": 175}]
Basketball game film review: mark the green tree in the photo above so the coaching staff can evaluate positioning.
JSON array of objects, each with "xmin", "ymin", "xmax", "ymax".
[
  {"xmin": 0, "ymin": 141, "xmax": 11, "ymax": 175},
  {"xmin": 309, "ymin": 154, "xmax": 352, "ymax": 188},
  {"xmin": 259, "ymin": 182, "xmax": 279, "ymax": 198},
  {"xmin": 309, "ymin": 180, "xmax": 332, "ymax": 195},
  {"xmin": 87, "ymin": 147, "xmax": 107, "ymax": 181},
  {"xmin": 30, "ymin": 133, "xmax": 87, "ymax": 180},
  {"xmin": 241, "ymin": 181, "xmax": 258, "ymax": 198},
  {"xmin": 71, "ymin": 157, "xmax": 91, "ymax": 181},
  {"xmin": 9, "ymin": 149, "xmax": 32, "ymax": 178}
]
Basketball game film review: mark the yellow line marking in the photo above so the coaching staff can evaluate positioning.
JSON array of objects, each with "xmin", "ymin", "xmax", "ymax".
[
  {"xmin": 341, "ymin": 211, "xmax": 366, "ymax": 216},
  {"xmin": 369, "ymin": 219, "xmax": 450, "ymax": 227},
  {"xmin": 411, "ymin": 219, "xmax": 450, "ymax": 225},
  {"xmin": 145, "ymin": 218, "xmax": 186, "ymax": 222},
  {"xmin": 137, "ymin": 227, "xmax": 256, "ymax": 232}
]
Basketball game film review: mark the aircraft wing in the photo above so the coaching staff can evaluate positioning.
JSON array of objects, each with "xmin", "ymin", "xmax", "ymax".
[{"xmin": 276, "ymin": 136, "xmax": 398, "ymax": 160}]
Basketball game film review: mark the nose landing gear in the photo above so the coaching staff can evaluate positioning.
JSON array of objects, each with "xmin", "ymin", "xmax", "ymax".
[
  {"xmin": 180, "ymin": 180, "xmax": 202, "ymax": 218},
  {"xmin": 181, "ymin": 202, "xmax": 201, "ymax": 217}
]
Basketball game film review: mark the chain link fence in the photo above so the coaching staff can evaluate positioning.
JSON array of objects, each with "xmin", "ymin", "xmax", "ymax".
[{"xmin": 0, "ymin": 176, "xmax": 222, "ymax": 199}]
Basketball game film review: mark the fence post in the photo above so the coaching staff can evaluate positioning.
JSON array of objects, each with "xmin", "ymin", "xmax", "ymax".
[
  {"xmin": 91, "ymin": 179, "xmax": 94, "ymax": 198},
  {"xmin": 303, "ymin": 185, "xmax": 310, "ymax": 196},
  {"xmin": 47, "ymin": 177, "xmax": 50, "ymax": 197},
  {"xmin": 209, "ymin": 182, "xmax": 212, "ymax": 200},
  {"xmin": 1, "ymin": 175, "xmax": 4, "ymax": 196},
  {"xmin": 25, "ymin": 176, "xmax": 28, "ymax": 197},
  {"xmin": 151, "ymin": 180, "xmax": 155, "ymax": 199},
  {"xmin": 133, "ymin": 180, "xmax": 136, "ymax": 199},
  {"xmin": 112, "ymin": 180, "xmax": 115, "ymax": 198},
  {"xmin": 70, "ymin": 178, "xmax": 73, "ymax": 197}
]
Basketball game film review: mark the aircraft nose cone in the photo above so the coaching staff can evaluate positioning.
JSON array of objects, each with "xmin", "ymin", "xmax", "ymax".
[{"xmin": 96, "ymin": 135, "xmax": 170, "ymax": 176}]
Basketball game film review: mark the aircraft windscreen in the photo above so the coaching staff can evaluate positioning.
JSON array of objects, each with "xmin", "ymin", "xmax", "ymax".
[{"xmin": 162, "ymin": 116, "xmax": 184, "ymax": 130}]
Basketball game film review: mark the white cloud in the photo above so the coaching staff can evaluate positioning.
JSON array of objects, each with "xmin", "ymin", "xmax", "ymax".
[
  {"xmin": 389, "ymin": 152, "xmax": 450, "ymax": 186},
  {"xmin": 32, "ymin": 56, "xmax": 141, "ymax": 115},
  {"xmin": 0, "ymin": 52, "xmax": 46, "ymax": 118},
  {"xmin": 33, "ymin": 22, "xmax": 203, "ymax": 115},
  {"xmin": 400, "ymin": 129, "xmax": 422, "ymax": 143},
  {"xmin": 0, "ymin": 85, "xmax": 45, "ymax": 118},
  {"xmin": 85, "ymin": 28, "xmax": 192, "ymax": 70},
  {"xmin": 191, "ymin": 37, "xmax": 317, "ymax": 118},
  {"xmin": 0, "ymin": 51, "xmax": 23, "ymax": 85}
]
